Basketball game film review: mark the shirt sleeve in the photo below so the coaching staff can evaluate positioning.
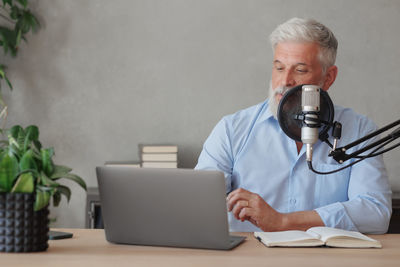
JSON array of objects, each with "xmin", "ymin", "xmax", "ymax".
[
  {"xmin": 195, "ymin": 117, "xmax": 234, "ymax": 193},
  {"xmin": 315, "ymin": 119, "xmax": 392, "ymax": 234}
]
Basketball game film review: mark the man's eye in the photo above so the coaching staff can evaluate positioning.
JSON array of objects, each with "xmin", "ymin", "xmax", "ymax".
[
  {"xmin": 275, "ymin": 67, "xmax": 284, "ymax": 71},
  {"xmin": 296, "ymin": 69, "xmax": 308, "ymax": 73}
]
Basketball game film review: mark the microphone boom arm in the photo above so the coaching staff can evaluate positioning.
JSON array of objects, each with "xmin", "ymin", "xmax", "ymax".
[
  {"xmin": 295, "ymin": 115, "xmax": 400, "ymax": 164},
  {"xmin": 328, "ymin": 119, "xmax": 400, "ymax": 163}
]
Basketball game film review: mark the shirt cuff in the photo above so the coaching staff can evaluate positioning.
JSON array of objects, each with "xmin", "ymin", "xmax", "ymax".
[{"xmin": 315, "ymin": 202, "xmax": 358, "ymax": 231}]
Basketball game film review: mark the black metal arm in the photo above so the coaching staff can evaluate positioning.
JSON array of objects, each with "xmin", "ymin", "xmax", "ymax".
[
  {"xmin": 328, "ymin": 119, "xmax": 400, "ymax": 163},
  {"xmin": 295, "ymin": 114, "xmax": 400, "ymax": 174}
]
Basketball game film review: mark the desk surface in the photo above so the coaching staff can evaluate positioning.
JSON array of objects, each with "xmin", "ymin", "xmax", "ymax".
[{"xmin": 2, "ymin": 229, "xmax": 400, "ymax": 267}]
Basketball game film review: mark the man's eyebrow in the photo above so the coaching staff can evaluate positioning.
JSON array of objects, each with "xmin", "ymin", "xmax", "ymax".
[{"xmin": 273, "ymin": 60, "xmax": 308, "ymax": 66}]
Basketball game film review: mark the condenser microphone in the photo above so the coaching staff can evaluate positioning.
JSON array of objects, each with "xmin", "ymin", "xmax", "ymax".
[
  {"xmin": 277, "ymin": 84, "xmax": 334, "ymax": 157},
  {"xmin": 301, "ymin": 85, "xmax": 321, "ymax": 162}
]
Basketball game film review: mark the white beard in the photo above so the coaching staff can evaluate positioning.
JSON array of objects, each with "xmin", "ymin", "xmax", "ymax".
[{"xmin": 267, "ymin": 82, "xmax": 291, "ymax": 120}]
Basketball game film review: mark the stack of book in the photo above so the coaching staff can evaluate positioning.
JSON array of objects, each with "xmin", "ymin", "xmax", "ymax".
[
  {"xmin": 104, "ymin": 161, "xmax": 141, "ymax": 168},
  {"xmin": 140, "ymin": 145, "xmax": 178, "ymax": 168}
]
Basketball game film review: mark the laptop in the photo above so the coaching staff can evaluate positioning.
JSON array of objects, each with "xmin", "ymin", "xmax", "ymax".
[{"xmin": 96, "ymin": 167, "xmax": 246, "ymax": 250}]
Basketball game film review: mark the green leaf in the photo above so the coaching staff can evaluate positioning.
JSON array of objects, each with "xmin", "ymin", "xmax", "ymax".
[
  {"xmin": 19, "ymin": 149, "xmax": 37, "ymax": 171},
  {"xmin": 39, "ymin": 171, "xmax": 59, "ymax": 187},
  {"xmin": 16, "ymin": 10, "xmax": 38, "ymax": 34},
  {"xmin": 0, "ymin": 67, "xmax": 5, "ymax": 79},
  {"xmin": 11, "ymin": 172, "xmax": 34, "ymax": 193},
  {"xmin": 10, "ymin": 5, "xmax": 21, "ymax": 20},
  {"xmin": 16, "ymin": 128, "xmax": 26, "ymax": 149},
  {"xmin": 25, "ymin": 125, "xmax": 39, "ymax": 141},
  {"xmin": 24, "ymin": 125, "xmax": 38, "ymax": 152},
  {"xmin": 32, "ymin": 140, "xmax": 42, "ymax": 152},
  {"xmin": 15, "ymin": 28, "xmax": 21, "ymax": 46},
  {"xmin": 34, "ymin": 188, "xmax": 51, "ymax": 211},
  {"xmin": 8, "ymin": 136, "xmax": 20, "ymax": 157},
  {"xmin": 9, "ymin": 125, "xmax": 25, "ymax": 155},
  {"xmin": 52, "ymin": 191, "xmax": 61, "ymax": 206},
  {"xmin": 25, "ymin": 11, "xmax": 40, "ymax": 32},
  {"xmin": 41, "ymin": 148, "xmax": 54, "ymax": 176},
  {"xmin": 0, "ymin": 27, "xmax": 17, "ymax": 56},
  {"xmin": 2, "ymin": 0, "xmax": 13, "ymax": 7},
  {"xmin": 5, "ymin": 75, "xmax": 12, "ymax": 90},
  {"xmin": 50, "ymin": 164, "xmax": 72, "ymax": 178},
  {"xmin": 8, "ymin": 125, "xmax": 27, "ymax": 158},
  {"xmin": 0, "ymin": 152, "xmax": 19, "ymax": 191},
  {"xmin": 0, "ymin": 62, "xmax": 12, "ymax": 90},
  {"xmin": 54, "ymin": 173, "xmax": 87, "ymax": 191},
  {"xmin": 37, "ymin": 184, "xmax": 55, "ymax": 192},
  {"xmin": 9, "ymin": 125, "xmax": 23, "ymax": 139},
  {"xmin": 56, "ymin": 185, "xmax": 71, "ymax": 202},
  {"xmin": 30, "ymin": 13, "xmax": 40, "ymax": 32}
]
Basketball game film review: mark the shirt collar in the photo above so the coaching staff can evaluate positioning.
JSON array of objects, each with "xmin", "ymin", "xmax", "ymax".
[{"xmin": 258, "ymin": 98, "xmax": 277, "ymax": 123}]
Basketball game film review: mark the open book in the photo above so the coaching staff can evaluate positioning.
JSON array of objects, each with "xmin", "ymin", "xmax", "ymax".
[{"xmin": 254, "ymin": 227, "xmax": 381, "ymax": 248}]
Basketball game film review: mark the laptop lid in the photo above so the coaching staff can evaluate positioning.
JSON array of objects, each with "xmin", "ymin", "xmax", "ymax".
[{"xmin": 96, "ymin": 167, "xmax": 245, "ymax": 250}]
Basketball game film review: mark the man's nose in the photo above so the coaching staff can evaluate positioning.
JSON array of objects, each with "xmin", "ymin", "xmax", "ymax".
[{"xmin": 282, "ymin": 70, "xmax": 296, "ymax": 87}]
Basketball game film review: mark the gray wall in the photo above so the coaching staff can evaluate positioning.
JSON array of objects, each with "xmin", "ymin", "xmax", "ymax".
[{"xmin": 4, "ymin": 0, "xmax": 400, "ymax": 227}]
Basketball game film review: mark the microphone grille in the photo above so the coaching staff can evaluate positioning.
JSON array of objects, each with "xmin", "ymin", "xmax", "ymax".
[{"xmin": 302, "ymin": 85, "xmax": 320, "ymax": 111}]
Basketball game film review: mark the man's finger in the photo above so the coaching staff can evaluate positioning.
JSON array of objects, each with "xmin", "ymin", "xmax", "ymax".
[
  {"xmin": 227, "ymin": 189, "xmax": 254, "ymax": 210},
  {"xmin": 227, "ymin": 193, "xmax": 250, "ymax": 211},
  {"xmin": 232, "ymin": 200, "xmax": 250, "ymax": 219},
  {"xmin": 238, "ymin": 206, "xmax": 255, "ymax": 222},
  {"xmin": 227, "ymin": 188, "xmax": 251, "ymax": 201}
]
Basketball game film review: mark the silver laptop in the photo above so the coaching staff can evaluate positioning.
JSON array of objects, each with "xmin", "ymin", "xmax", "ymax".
[{"xmin": 96, "ymin": 167, "xmax": 246, "ymax": 250}]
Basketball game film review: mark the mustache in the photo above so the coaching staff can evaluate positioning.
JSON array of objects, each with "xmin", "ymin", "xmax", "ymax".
[{"xmin": 274, "ymin": 86, "xmax": 292, "ymax": 95}]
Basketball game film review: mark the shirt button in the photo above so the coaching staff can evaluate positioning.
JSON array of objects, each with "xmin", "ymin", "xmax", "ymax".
[{"xmin": 290, "ymin": 199, "xmax": 296, "ymax": 205}]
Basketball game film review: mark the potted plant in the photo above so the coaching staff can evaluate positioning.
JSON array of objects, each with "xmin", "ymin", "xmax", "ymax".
[
  {"xmin": 0, "ymin": 1, "xmax": 85, "ymax": 253},
  {"xmin": 0, "ymin": 125, "xmax": 87, "ymax": 252}
]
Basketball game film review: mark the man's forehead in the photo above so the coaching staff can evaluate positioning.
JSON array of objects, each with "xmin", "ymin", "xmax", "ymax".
[{"xmin": 273, "ymin": 42, "xmax": 320, "ymax": 64}]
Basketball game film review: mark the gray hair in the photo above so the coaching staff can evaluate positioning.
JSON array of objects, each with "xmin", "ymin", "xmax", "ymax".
[{"xmin": 270, "ymin": 18, "xmax": 338, "ymax": 73}]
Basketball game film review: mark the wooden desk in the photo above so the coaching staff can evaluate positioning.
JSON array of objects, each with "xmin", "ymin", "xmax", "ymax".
[{"xmin": 2, "ymin": 229, "xmax": 399, "ymax": 267}]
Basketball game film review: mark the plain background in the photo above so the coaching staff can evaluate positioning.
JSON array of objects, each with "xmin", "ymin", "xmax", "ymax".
[{"xmin": 3, "ymin": 0, "xmax": 400, "ymax": 228}]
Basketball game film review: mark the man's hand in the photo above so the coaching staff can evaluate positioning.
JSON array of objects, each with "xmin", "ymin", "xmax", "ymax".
[
  {"xmin": 227, "ymin": 188, "xmax": 325, "ymax": 231},
  {"xmin": 226, "ymin": 188, "xmax": 285, "ymax": 231}
]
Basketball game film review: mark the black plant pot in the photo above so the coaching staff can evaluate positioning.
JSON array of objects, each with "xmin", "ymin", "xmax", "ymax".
[{"xmin": 0, "ymin": 193, "xmax": 49, "ymax": 252}]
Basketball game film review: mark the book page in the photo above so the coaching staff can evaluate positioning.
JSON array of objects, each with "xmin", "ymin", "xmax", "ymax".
[
  {"xmin": 254, "ymin": 230, "xmax": 324, "ymax": 247},
  {"xmin": 306, "ymin": 227, "xmax": 381, "ymax": 248},
  {"xmin": 307, "ymin": 227, "xmax": 375, "ymax": 242}
]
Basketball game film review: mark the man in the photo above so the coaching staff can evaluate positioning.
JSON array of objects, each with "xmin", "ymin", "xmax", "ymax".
[{"xmin": 195, "ymin": 18, "xmax": 392, "ymax": 233}]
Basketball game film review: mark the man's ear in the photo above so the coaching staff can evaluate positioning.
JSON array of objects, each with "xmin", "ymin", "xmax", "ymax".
[{"xmin": 321, "ymin": 65, "xmax": 338, "ymax": 91}]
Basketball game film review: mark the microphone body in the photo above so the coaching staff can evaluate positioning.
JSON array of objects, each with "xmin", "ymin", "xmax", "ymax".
[{"xmin": 301, "ymin": 85, "xmax": 320, "ymax": 162}]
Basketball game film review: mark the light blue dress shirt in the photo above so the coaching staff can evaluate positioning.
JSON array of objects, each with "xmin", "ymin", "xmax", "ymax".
[{"xmin": 195, "ymin": 99, "xmax": 392, "ymax": 233}]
